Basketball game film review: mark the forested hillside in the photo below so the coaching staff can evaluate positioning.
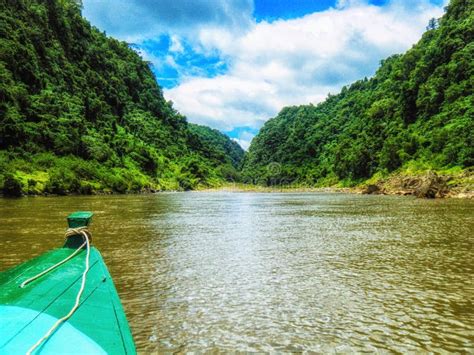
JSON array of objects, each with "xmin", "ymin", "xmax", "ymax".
[
  {"xmin": 0, "ymin": 0, "xmax": 243, "ymax": 195},
  {"xmin": 188, "ymin": 124, "xmax": 244, "ymax": 180},
  {"xmin": 242, "ymin": 0, "xmax": 473, "ymax": 188}
]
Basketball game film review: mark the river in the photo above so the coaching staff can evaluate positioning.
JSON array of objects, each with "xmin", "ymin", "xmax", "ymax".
[{"xmin": 1, "ymin": 192, "xmax": 473, "ymax": 352}]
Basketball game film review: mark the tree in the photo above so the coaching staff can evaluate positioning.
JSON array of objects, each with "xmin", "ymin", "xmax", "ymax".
[{"xmin": 426, "ymin": 18, "xmax": 439, "ymax": 30}]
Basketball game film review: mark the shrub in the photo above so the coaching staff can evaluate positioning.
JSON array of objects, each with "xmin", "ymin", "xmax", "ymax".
[
  {"xmin": 45, "ymin": 167, "xmax": 80, "ymax": 195},
  {"xmin": 3, "ymin": 174, "xmax": 23, "ymax": 196}
]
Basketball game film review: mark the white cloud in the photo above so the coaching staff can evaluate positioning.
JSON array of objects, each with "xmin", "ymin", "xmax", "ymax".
[
  {"xmin": 169, "ymin": 35, "xmax": 184, "ymax": 53},
  {"xmin": 233, "ymin": 131, "xmax": 256, "ymax": 151},
  {"xmin": 83, "ymin": 0, "xmax": 446, "ymax": 138},
  {"xmin": 82, "ymin": 0, "xmax": 253, "ymax": 42},
  {"xmin": 232, "ymin": 138, "xmax": 252, "ymax": 151},
  {"xmin": 164, "ymin": 0, "xmax": 446, "ymax": 131}
]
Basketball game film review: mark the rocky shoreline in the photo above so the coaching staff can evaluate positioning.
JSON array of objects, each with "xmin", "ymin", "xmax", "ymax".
[
  {"xmin": 2, "ymin": 171, "xmax": 472, "ymax": 199},
  {"xmin": 360, "ymin": 171, "xmax": 474, "ymax": 199},
  {"xmin": 201, "ymin": 171, "xmax": 474, "ymax": 199}
]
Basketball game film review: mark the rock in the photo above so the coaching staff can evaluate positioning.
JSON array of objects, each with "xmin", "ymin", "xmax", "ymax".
[
  {"xmin": 362, "ymin": 184, "xmax": 381, "ymax": 194},
  {"xmin": 414, "ymin": 172, "xmax": 448, "ymax": 198},
  {"xmin": 453, "ymin": 191, "xmax": 474, "ymax": 199}
]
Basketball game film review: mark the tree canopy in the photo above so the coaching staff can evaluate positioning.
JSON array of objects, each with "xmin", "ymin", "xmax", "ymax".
[
  {"xmin": 0, "ymin": 0, "xmax": 244, "ymax": 194},
  {"xmin": 242, "ymin": 0, "xmax": 473, "ymax": 186}
]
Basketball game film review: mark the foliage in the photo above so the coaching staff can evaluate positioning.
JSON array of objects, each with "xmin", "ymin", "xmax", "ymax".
[
  {"xmin": 187, "ymin": 123, "xmax": 244, "ymax": 181},
  {"xmin": 242, "ymin": 0, "xmax": 473, "ymax": 186},
  {"xmin": 0, "ymin": 0, "xmax": 244, "ymax": 195}
]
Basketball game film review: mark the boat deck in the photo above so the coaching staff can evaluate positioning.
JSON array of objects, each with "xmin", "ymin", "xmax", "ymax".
[{"xmin": 0, "ymin": 247, "xmax": 135, "ymax": 354}]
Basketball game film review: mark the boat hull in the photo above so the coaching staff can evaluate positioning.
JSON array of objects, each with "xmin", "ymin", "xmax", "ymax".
[{"xmin": 0, "ymin": 247, "xmax": 136, "ymax": 354}]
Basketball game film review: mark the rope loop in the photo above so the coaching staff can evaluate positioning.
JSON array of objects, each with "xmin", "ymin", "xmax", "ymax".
[{"xmin": 65, "ymin": 226, "xmax": 92, "ymax": 243}]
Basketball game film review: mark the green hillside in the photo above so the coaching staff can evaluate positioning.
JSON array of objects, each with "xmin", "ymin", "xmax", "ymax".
[
  {"xmin": 188, "ymin": 124, "xmax": 244, "ymax": 180},
  {"xmin": 242, "ymin": 0, "xmax": 473, "ymax": 188},
  {"xmin": 0, "ymin": 0, "xmax": 243, "ymax": 195}
]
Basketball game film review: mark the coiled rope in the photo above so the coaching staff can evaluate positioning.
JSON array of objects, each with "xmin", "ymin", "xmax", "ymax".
[{"xmin": 22, "ymin": 227, "xmax": 92, "ymax": 355}]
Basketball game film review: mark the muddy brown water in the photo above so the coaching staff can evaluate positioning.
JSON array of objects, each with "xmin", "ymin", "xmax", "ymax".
[{"xmin": 1, "ymin": 192, "xmax": 473, "ymax": 352}]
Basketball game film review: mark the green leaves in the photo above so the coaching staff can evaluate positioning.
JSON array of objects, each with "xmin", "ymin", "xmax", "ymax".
[
  {"xmin": 0, "ymin": 0, "xmax": 243, "ymax": 194},
  {"xmin": 243, "ymin": 0, "xmax": 474, "ymax": 186}
]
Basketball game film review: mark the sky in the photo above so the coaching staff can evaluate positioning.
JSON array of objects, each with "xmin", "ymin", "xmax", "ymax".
[{"xmin": 82, "ymin": 0, "xmax": 447, "ymax": 149}]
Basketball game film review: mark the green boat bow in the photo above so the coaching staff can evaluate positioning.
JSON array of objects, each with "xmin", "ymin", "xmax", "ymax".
[{"xmin": 0, "ymin": 212, "xmax": 136, "ymax": 354}]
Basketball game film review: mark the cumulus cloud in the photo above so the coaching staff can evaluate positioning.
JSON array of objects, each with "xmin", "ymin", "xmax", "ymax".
[
  {"xmin": 82, "ymin": 0, "xmax": 447, "ymax": 143},
  {"xmin": 82, "ymin": 0, "xmax": 254, "ymax": 42},
  {"xmin": 164, "ymin": 0, "xmax": 446, "ymax": 131}
]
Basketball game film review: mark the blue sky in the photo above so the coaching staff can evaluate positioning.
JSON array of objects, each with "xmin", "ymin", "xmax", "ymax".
[
  {"xmin": 254, "ymin": 0, "xmax": 383, "ymax": 21},
  {"xmin": 83, "ymin": 0, "xmax": 446, "ymax": 149}
]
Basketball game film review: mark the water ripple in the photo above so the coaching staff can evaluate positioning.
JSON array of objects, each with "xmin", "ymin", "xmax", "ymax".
[{"xmin": 1, "ymin": 193, "xmax": 473, "ymax": 352}]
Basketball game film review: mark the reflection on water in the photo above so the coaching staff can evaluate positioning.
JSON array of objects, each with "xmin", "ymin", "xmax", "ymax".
[{"xmin": 1, "ymin": 193, "xmax": 473, "ymax": 352}]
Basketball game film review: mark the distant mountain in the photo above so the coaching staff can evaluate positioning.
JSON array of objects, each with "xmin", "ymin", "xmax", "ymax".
[
  {"xmin": 0, "ymin": 0, "xmax": 243, "ymax": 195},
  {"xmin": 242, "ymin": 0, "xmax": 473, "ymax": 186}
]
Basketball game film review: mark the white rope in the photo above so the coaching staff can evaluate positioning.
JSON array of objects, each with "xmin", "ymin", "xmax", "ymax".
[
  {"xmin": 20, "ymin": 227, "xmax": 91, "ymax": 289},
  {"xmin": 20, "ymin": 242, "xmax": 86, "ymax": 289},
  {"xmin": 24, "ymin": 229, "xmax": 91, "ymax": 355}
]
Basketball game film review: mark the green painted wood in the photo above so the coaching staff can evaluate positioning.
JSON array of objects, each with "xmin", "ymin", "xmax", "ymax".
[
  {"xmin": 65, "ymin": 211, "xmax": 93, "ymax": 249},
  {"xmin": 0, "ymin": 247, "xmax": 136, "ymax": 354},
  {"xmin": 67, "ymin": 211, "xmax": 93, "ymax": 229}
]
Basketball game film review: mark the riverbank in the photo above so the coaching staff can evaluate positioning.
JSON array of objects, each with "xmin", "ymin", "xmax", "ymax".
[
  {"xmin": 359, "ymin": 169, "xmax": 474, "ymax": 199},
  {"xmin": 1, "ymin": 168, "xmax": 472, "ymax": 199},
  {"xmin": 201, "ymin": 169, "xmax": 474, "ymax": 199},
  {"xmin": 0, "ymin": 153, "xmax": 235, "ymax": 197},
  {"xmin": 198, "ymin": 183, "xmax": 353, "ymax": 194}
]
